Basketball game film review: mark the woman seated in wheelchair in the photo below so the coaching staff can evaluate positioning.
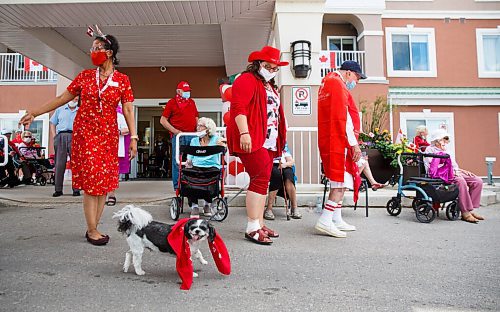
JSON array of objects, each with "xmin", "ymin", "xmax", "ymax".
[
  {"xmin": 185, "ymin": 117, "xmax": 226, "ymax": 218},
  {"xmin": 424, "ymin": 129, "xmax": 484, "ymax": 223},
  {"xmin": 264, "ymin": 144, "xmax": 302, "ymax": 220},
  {"xmin": 15, "ymin": 131, "xmax": 45, "ymax": 184}
]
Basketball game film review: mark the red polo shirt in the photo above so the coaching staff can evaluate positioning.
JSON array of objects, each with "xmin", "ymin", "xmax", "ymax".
[{"xmin": 161, "ymin": 96, "xmax": 199, "ymax": 136}]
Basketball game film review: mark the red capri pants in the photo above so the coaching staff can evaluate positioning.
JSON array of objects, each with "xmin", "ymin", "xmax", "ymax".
[{"xmin": 238, "ymin": 147, "xmax": 274, "ymax": 195}]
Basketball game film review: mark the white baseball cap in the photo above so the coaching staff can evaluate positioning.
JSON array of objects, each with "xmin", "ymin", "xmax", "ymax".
[
  {"xmin": 428, "ymin": 128, "xmax": 449, "ymax": 143},
  {"xmin": 1, "ymin": 128, "xmax": 13, "ymax": 135}
]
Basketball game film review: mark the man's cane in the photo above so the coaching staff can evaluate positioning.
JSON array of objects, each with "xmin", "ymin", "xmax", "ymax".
[{"xmin": 279, "ymin": 160, "xmax": 290, "ymax": 221}]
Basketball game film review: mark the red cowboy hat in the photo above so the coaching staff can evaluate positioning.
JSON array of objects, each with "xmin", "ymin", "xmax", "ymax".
[{"xmin": 248, "ymin": 46, "xmax": 289, "ymax": 66}]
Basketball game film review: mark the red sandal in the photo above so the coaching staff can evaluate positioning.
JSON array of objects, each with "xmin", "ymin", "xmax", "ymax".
[
  {"xmin": 262, "ymin": 225, "xmax": 279, "ymax": 238},
  {"xmin": 245, "ymin": 229, "xmax": 273, "ymax": 245},
  {"xmin": 371, "ymin": 183, "xmax": 385, "ymax": 191}
]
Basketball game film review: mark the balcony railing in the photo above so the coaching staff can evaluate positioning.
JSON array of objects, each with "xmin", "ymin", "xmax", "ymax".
[
  {"xmin": 215, "ymin": 126, "xmax": 323, "ymax": 189},
  {"xmin": 0, "ymin": 53, "xmax": 58, "ymax": 83},
  {"xmin": 319, "ymin": 50, "xmax": 365, "ymax": 78}
]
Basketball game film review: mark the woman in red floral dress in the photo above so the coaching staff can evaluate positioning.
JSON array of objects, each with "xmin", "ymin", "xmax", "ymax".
[{"xmin": 19, "ymin": 34, "xmax": 137, "ymax": 246}]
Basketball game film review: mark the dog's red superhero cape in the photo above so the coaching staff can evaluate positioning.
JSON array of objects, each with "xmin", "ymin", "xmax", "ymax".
[
  {"xmin": 167, "ymin": 218, "xmax": 231, "ymax": 290},
  {"xmin": 318, "ymin": 72, "xmax": 360, "ymax": 203}
]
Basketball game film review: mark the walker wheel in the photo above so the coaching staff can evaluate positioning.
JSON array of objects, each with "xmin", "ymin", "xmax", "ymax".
[
  {"xmin": 169, "ymin": 197, "xmax": 181, "ymax": 221},
  {"xmin": 386, "ymin": 198, "xmax": 402, "ymax": 216},
  {"xmin": 210, "ymin": 197, "xmax": 228, "ymax": 222},
  {"xmin": 412, "ymin": 199, "xmax": 424, "ymax": 211},
  {"xmin": 445, "ymin": 201, "xmax": 460, "ymax": 221},
  {"xmin": 38, "ymin": 176, "xmax": 47, "ymax": 186},
  {"xmin": 415, "ymin": 203, "xmax": 436, "ymax": 223}
]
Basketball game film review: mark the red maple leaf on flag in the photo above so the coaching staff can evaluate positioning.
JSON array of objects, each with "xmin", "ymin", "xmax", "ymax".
[{"xmin": 319, "ymin": 55, "xmax": 328, "ymax": 63}]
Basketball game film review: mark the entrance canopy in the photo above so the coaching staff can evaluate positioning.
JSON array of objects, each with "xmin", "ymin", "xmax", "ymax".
[{"xmin": 0, "ymin": 0, "xmax": 275, "ymax": 78}]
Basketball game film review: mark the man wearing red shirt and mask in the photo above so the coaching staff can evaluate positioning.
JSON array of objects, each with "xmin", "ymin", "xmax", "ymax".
[
  {"xmin": 316, "ymin": 61, "xmax": 366, "ymax": 238},
  {"xmin": 160, "ymin": 81, "xmax": 199, "ymax": 190}
]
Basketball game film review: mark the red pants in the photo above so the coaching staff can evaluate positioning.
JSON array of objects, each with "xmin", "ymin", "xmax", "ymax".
[{"xmin": 238, "ymin": 148, "xmax": 274, "ymax": 195}]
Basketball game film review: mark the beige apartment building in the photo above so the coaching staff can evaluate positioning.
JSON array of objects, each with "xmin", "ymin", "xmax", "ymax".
[{"xmin": 0, "ymin": 0, "xmax": 499, "ymax": 181}]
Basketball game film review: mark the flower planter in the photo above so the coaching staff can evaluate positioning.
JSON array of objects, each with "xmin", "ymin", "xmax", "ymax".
[{"xmin": 362, "ymin": 148, "xmax": 397, "ymax": 184}]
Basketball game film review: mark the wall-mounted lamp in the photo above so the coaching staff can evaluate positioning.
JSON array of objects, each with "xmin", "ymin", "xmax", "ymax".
[{"xmin": 291, "ymin": 40, "xmax": 311, "ymax": 78}]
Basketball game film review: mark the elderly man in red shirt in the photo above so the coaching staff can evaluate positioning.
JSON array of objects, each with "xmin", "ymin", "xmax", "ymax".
[
  {"xmin": 160, "ymin": 81, "xmax": 199, "ymax": 190},
  {"xmin": 316, "ymin": 61, "xmax": 365, "ymax": 238}
]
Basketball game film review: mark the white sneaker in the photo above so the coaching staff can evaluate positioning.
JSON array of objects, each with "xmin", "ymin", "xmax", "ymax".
[
  {"xmin": 334, "ymin": 220, "xmax": 356, "ymax": 232},
  {"xmin": 203, "ymin": 205, "xmax": 212, "ymax": 217},
  {"xmin": 190, "ymin": 207, "xmax": 200, "ymax": 218},
  {"xmin": 315, "ymin": 219, "xmax": 347, "ymax": 238}
]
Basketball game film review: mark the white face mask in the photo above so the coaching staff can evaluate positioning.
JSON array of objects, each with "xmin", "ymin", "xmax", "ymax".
[
  {"xmin": 438, "ymin": 139, "xmax": 447, "ymax": 149},
  {"xmin": 68, "ymin": 101, "xmax": 78, "ymax": 108},
  {"xmin": 259, "ymin": 66, "xmax": 276, "ymax": 82},
  {"xmin": 23, "ymin": 137, "xmax": 31, "ymax": 144},
  {"xmin": 197, "ymin": 129, "xmax": 208, "ymax": 138}
]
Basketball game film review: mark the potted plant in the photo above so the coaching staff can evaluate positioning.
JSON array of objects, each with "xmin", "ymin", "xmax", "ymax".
[
  {"xmin": 359, "ymin": 128, "xmax": 396, "ymax": 184},
  {"xmin": 359, "ymin": 129, "xmax": 419, "ymax": 184},
  {"xmin": 392, "ymin": 138, "xmax": 420, "ymax": 182}
]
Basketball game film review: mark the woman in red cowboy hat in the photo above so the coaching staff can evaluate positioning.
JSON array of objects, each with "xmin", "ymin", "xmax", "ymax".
[{"xmin": 226, "ymin": 46, "xmax": 288, "ymax": 245}]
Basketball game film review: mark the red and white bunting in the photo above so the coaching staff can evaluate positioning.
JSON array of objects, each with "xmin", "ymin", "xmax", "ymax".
[
  {"xmin": 23, "ymin": 57, "xmax": 47, "ymax": 72},
  {"xmin": 86, "ymin": 25, "xmax": 95, "ymax": 37}
]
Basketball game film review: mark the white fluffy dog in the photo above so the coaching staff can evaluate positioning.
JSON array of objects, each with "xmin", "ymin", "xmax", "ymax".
[{"xmin": 113, "ymin": 205, "xmax": 214, "ymax": 277}]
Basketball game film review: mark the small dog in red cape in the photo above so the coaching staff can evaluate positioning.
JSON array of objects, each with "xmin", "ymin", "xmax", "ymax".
[{"xmin": 113, "ymin": 205, "xmax": 231, "ymax": 290}]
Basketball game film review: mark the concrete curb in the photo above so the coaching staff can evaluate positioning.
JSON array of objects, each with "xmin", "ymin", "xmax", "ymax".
[{"xmin": 1, "ymin": 184, "xmax": 498, "ymax": 208}]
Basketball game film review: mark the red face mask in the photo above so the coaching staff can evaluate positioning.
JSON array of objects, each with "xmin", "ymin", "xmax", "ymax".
[{"xmin": 91, "ymin": 51, "xmax": 108, "ymax": 66}]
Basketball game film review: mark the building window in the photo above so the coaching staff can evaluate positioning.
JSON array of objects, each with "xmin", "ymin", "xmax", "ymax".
[
  {"xmin": 476, "ymin": 28, "xmax": 500, "ymax": 78},
  {"xmin": 327, "ymin": 36, "xmax": 357, "ymax": 51},
  {"xmin": 326, "ymin": 36, "xmax": 364, "ymax": 71},
  {"xmin": 386, "ymin": 27, "xmax": 437, "ymax": 77}
]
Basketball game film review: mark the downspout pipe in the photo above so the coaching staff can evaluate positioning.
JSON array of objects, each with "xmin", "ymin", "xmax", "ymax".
[{"xmin": 389, "ymin": 93, "xmax": 394, "ymax": 143}]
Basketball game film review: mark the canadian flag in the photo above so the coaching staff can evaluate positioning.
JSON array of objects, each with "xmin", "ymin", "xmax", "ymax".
[
  {"xmin": 318, "ymin": 51, "xmax": 337, "ymax": 69},
  {"xmin": 24, "ymin": 57, "xmax": 48, "ymax": 72},
  {"xmin": 395, "ymin": 128, "xmax": 405, "ymax": 144}
]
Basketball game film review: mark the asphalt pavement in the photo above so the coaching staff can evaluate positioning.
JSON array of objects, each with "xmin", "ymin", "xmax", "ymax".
[{"xmin": 0, "ymin": 199, "xmax": 499, "ymax": 312}]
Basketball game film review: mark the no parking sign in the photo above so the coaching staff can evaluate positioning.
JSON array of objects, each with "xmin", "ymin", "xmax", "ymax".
[{"xmin": 291, "ymin": 86, "xmax": 311, "ymax": 115}]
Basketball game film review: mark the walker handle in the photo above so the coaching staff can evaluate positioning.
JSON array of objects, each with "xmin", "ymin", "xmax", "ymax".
[
  {"xmin": 175, "ymin": 131, "xmax": 209, "ymax": 165},
  {"xmin": 401, "ymin": 152, "xmax": 449, "ymax": 159}
]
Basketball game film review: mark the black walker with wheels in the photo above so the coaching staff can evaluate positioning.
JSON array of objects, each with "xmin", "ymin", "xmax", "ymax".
[
  {"xmin": 386, "ymin": 152, "xmax": 460, "ymax": 223},
  {"xmin": 169, "ymin": 145, "xmax": 229, "ymax": 222}
]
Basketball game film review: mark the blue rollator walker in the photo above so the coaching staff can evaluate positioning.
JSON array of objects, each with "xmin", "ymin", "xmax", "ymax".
[{"xmin": 386, "ymin": 152, "xmax": 460, "ymax": 223}]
